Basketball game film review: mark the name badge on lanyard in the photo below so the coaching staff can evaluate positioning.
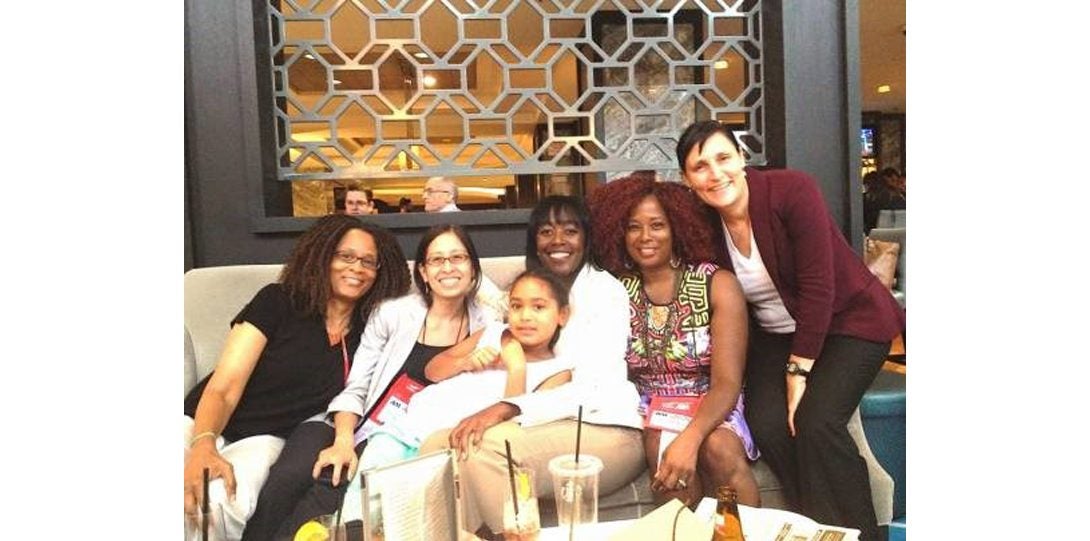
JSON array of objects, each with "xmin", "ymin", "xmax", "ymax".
[
  {"xmin": 646, "ymin": 395, "xmax": 702, "ymax": 468},
  {"xmin": 357, "ymin": 373, "xmax": 426, "ymax": 444},
  {"xmin": 645, "ymin": 395, "xmax": 703, "ymax": 433}
]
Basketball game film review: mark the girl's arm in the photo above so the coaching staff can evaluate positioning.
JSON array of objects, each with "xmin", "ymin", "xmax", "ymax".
[
  {"xmin": 424, "ymin": 328, "xmax": 495, "ymax": 382},
  {"xmin": 499, "ymin": 332, "xmax": 527, "ymax": 397}
]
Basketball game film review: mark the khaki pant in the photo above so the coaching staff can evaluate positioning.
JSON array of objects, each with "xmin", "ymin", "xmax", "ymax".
[{"xmin": 420, "ymin": 420, "xmax": 644, "ymax": 534}]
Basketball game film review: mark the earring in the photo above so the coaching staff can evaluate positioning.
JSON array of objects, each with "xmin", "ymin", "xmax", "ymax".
[
  {"xmin": 669, "ymin": 254, "xmax": 681, "ymax": 269},
  {"xmin": 623, "ymin": 255, "xmax": 633, "ymax": 270}
]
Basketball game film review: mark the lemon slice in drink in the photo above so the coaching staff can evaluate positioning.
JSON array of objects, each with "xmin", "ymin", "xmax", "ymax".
[{"xmin": 294, "ymin": 519, "xmax": 330, "ymax": 541}]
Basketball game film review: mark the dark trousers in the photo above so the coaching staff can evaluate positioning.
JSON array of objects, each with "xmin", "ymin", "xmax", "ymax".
[
  {"xmin": 744, "ymin": 330, "xmax": 887, "ymax": 541},
  {"xmin": 241, "ymin": 421, "xmax": 366, "ymax": 541}
]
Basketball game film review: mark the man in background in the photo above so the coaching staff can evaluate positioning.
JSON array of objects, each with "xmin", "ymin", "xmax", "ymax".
[
  {"xmin": 344, "ymin": 186, "xmax": 376, "ymax": 215},
  {"xmin": 422, "ymin": 176, "xmax": 460, "ymax": 213}
]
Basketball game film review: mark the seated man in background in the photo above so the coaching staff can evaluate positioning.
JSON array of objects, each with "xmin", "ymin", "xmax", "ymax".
[
  {"xmin": 344, "ymin": 186, "xmax": 376, "ymax": 216},
  {"xmin": 423, "ymin": 176, "xmax": 461, "ymax": 213}
]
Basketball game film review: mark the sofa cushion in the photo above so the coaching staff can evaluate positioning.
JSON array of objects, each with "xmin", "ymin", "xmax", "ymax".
[
  {"xmin": 184, "ymin": 264, "xmax": 282, "ymax": 395},
  {"xmin": 864, "ymin": 237, "xmax": 900, "ymax": 290},
  {"xmin": 867, "ymin": 227, "xmax": 906, "ymax": 308}
]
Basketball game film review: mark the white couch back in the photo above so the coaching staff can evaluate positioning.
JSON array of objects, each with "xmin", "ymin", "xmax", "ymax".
[{"xmin": 183, "ymin": 256, "xmax": 526, "ymax": 396}]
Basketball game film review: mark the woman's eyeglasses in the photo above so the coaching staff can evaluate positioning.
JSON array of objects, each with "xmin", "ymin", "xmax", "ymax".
[
  {"xmin": 334, "ymin": 251, "xmax": 380, "ymax": 270},
  {"xmin": 424, "ymin": 253, "xmax": 470, "ymax": 267}
]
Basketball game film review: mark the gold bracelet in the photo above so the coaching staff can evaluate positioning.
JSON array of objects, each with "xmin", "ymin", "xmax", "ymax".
[{"xmin": 189, "ymin": 431, "xmax": 218, "ymax": 447}]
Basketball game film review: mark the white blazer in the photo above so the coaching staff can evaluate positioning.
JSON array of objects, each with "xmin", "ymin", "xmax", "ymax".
[{"xmin": 326, "ymin": 291, "xmax": 499, "ymax": 421}]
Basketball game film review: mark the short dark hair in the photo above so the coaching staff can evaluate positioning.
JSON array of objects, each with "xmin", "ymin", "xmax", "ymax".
[
  {"xmin": 341, "ymin": 184, "xmax": 369, "ymax": 211},
  {"xmin": 880, "ymin": 167, "xmax": 901, "ymax": 179},
  {"xmin": 279, "ymin": 215, "xmax": 410, "ymax": 322},
  {"xmin": 524, "ymin": 195, "xmax": 597, "ymax": 274},
  {"xmin": 676, "ymin": 120, "xmax": 741, "ymax": 172},
  {"xmin": 412, "ymin": 224, "xmax": 483, "ymax": 305}
]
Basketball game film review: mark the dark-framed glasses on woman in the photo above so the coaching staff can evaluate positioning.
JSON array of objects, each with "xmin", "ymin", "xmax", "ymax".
[{"xmin": 334, "ymin": 251, "xmax": 380, "ymax": 270}]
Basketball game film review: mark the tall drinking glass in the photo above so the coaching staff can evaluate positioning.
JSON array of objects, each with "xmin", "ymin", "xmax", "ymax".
[{"xmin": 547, "ymin": 454, "xmax": 603, "ymax": 539}]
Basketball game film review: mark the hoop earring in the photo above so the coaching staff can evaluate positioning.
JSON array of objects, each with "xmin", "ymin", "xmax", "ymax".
[
  {"xmin": 669, "ymin": 254, "xmax": 681, "ymax": 269},
  {"xmin": 623, "ymin": 255, "xmax": 633, "ymax": 270}
]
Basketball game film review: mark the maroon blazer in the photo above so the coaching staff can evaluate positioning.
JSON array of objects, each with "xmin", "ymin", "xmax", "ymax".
[{"xmin": 710, "ymin": 167, "xmax": 905, "ymax": 359}]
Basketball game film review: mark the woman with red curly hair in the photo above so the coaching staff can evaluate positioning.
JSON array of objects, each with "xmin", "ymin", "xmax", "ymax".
[{"xmin": 588, "ymin": 172, "xmax": 759, "ymax": 507}]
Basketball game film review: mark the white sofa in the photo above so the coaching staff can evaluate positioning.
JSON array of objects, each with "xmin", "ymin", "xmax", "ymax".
[{"xmin": 184, "ymin": 258, "xmax": 894, "ymax": 526}]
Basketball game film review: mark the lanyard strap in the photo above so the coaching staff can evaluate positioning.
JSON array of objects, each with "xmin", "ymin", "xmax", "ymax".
[{"xmin": 339, "ymin": 337, "xmax": 350, "ymax": 384}]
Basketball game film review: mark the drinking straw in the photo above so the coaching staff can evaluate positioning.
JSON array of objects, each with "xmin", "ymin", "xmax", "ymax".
[
  {"xmin": 569, "ymin": 405, "xmax": 584, "ymax": 541},
  {"xmin": 505, "ymin": 439, "xmax": 520, "ymax": 519},
  {"xmin": 202, "ymin": 467, "xmax": 210, "ymax": 541},
  {"xmin": 334, "ymin": 490, "xmax": 344, "ymax": 540},
  {"xmin": 574, "ymin": 405, "xmax": 583, "ymax": 464}
]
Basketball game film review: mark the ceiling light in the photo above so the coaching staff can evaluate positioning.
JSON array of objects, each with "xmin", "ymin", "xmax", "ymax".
[
  {"xmin": 304, "ymin": 53, "xmax": 315, "ymax": 60},
  {"xmin": 423, "ymin": 75, "xmax": 437, "ymax": 87},
  {"xmin": 333, "ymin": 79, "xmax": 342, "ymax": 84},
  {"xmin": 713, "ymin": 60, "xmax": 729, "ymax": 70},
  {"xmin": 877, "ymin": 84, "xmax": 891, "ymax": 94},
  {"xmin": 413, "ymin": 52, "xmax": 428, "ymax": 59}
]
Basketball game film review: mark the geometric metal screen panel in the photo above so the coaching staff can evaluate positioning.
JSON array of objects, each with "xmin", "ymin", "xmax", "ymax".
[{"xmin": 266, "ymin": 0, "xmax": 765, "ymax": 182}]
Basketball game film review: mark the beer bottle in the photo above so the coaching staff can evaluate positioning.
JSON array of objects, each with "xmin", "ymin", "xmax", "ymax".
[{"xmin": 711, "ymin": 485, "xmax": 744, "ymax": 541}]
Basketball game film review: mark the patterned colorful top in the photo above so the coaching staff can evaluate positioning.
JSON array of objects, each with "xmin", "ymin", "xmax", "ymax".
[{"xmin": 620, "ymin": 262, "xmax": 759, "ymax": 460}]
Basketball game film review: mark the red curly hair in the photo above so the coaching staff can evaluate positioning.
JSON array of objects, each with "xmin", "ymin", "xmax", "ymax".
[{"xmin": 587, "ymin": 172, "xmax": 721, "ymax": 275}]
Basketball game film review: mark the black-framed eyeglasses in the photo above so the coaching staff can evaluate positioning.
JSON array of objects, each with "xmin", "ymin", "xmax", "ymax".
[
  {"xmin": 424, "ymin": 253, "xmax": 470, "ymax": 267},
  {"xmin": 334, "ymin": 251, "xmax": 380, "ymax": 270}
]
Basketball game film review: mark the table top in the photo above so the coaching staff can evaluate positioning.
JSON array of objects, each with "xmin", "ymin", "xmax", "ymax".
[
  {"xmin": 539, "ymin": 519, "xmax": 633, "ymax": 539},
  {"xmin": 534, "ymin": 501, "xmax": 860, "ymax": 541}
]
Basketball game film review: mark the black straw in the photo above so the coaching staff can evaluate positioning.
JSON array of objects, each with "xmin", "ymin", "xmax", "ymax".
[
  {"xmin": 575, "ymin": 405, "xmax": 584, "ymax": 464},
  {"xmin": 505, "ymin": 439, "xmax": 520, "ymax": 518},
  {"xmin": 334, "ymin": 492, "xmax": 343, "ymax": 539},
  {"xmin": 201, "ymin": 467, "xmax": 210, "ymax": 541}
]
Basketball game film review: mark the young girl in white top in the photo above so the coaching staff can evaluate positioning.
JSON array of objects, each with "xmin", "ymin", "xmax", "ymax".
[{"xmin": 359, "ymin": 268, "xmax": 575, "ymax": 468}]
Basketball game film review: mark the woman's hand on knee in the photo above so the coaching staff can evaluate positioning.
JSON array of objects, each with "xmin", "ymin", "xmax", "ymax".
[
  {"xmin": 651, "ymin": 430, "xmax": 700, "ymax": 495},
  {"xmin": 183, "ymin": 446, "xmax": 236, "ymax": 516},
  {"xmin": 312, "ymin": 441, "xmax": 358, "ymax": 487}
]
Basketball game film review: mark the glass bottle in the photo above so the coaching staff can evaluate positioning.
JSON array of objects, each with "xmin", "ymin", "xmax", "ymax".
[{"xmin": 711, "ymin": 485, "xmax": 744, "ymax": 541}]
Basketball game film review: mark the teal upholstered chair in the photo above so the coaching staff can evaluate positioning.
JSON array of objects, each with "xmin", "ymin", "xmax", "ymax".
[{"xmin": 861, "ymin": 369, "xmax": 906, "ymax": 540}]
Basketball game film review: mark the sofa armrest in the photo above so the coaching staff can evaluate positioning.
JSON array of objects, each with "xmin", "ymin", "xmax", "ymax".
[{"xmin": 184, "ymin": 327, "xmax": 198, "ymax": 398}]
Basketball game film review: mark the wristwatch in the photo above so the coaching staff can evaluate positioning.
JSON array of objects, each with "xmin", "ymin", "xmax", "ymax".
[{"xmin": 785, "ymin": 361, "xmax": 811, "ymax": 378}]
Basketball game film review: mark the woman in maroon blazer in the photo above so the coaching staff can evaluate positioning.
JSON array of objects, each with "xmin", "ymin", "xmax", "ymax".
[{"xmin": 676, "ymin": 120, "xmax": 904, "ymax": 541}]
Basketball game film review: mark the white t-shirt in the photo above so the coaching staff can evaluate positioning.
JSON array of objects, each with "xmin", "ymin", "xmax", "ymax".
[{"xmin": 724, "ymin": 225, "xmax": 797, "ymax": 334}]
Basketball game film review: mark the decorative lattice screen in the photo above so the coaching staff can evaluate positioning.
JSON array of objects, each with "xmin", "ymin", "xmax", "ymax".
[{"xmin": 266, "ymin": 0, "xmax": 765, "ymax": 182}]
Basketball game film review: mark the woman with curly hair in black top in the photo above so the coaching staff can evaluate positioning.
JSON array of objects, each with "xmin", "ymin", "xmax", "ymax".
[{"xmin": 183, "ymin": 215, "xmax": 410, "ymax": 540}]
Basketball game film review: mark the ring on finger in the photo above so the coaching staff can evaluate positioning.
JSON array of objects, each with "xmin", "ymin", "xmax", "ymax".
[{"xmin": 676, "ymin": 479, "xmax": 688, "ymax": 489}]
